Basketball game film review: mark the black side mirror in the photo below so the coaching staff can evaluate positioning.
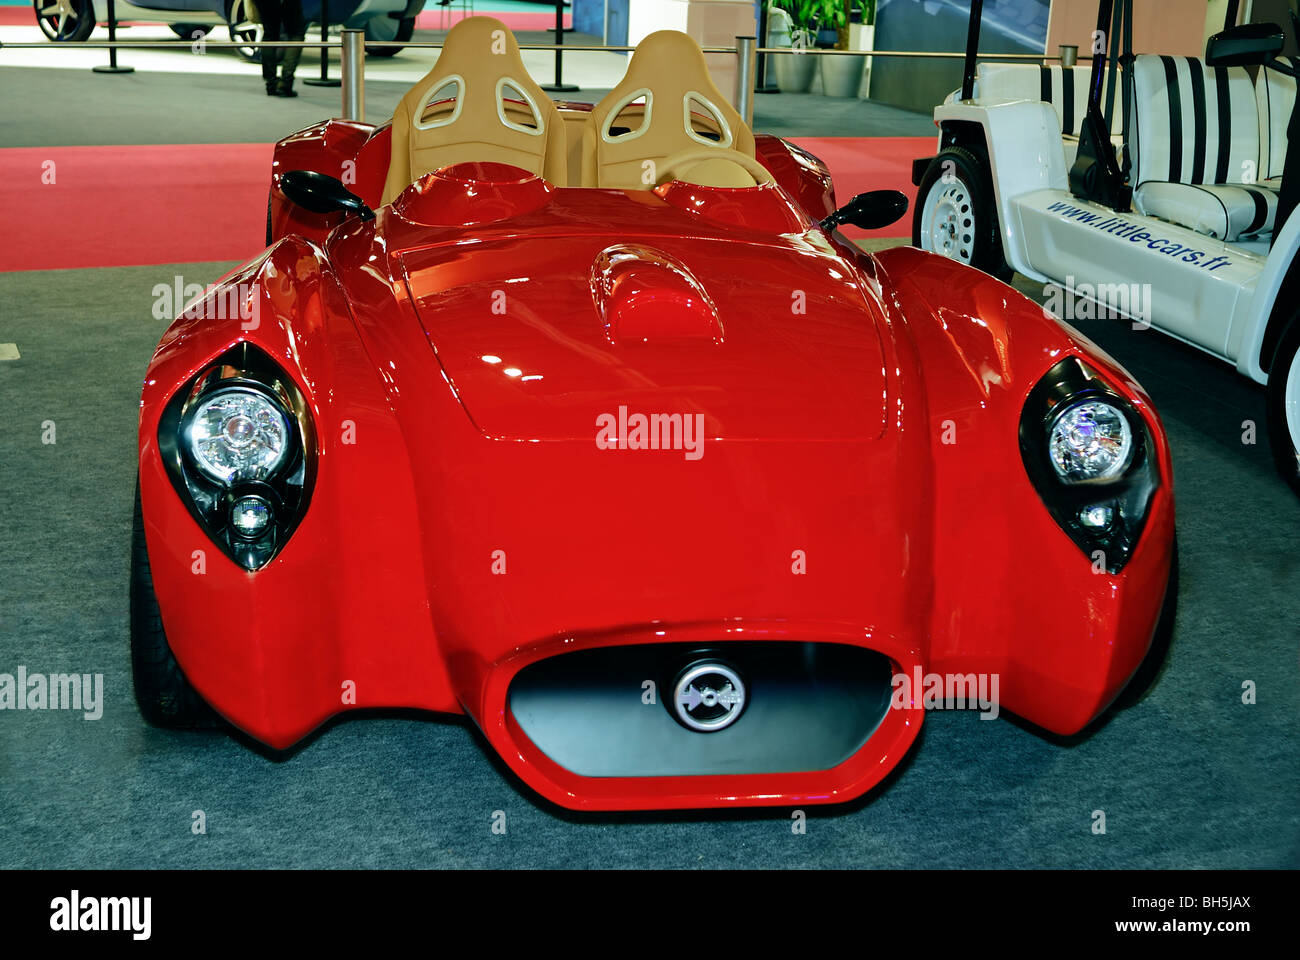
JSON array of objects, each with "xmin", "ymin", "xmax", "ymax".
[
  {"xmin": 821, "ymin": 190, "xmax": 908, "ymax": 232},
  {"xmin": 1205, "ymin": 22, "xmax": 1284, "ymax": 67},
  {"xmin": 279, "ymin": 170, "xmax": 374, "ymax": 222}
]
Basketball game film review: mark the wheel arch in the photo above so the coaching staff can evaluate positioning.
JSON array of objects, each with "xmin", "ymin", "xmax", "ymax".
[
  {"xmin": 1241, "ymin": 211, "xmax": 1300, "ymax": 383},
  {"xmin": 930, "ymin": 100, "xmax": 1069, "ymax": 279}
]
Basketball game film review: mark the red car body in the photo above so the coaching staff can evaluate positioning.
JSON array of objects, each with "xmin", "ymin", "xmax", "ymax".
[{"xmin": 136, "ymin": 114, "xmax": 1176, "ymax": 811}]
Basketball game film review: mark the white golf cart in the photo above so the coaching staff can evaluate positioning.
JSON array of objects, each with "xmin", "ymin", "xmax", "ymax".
[{"xmin": 911, "ymin": 0, "xmax": 1300, "ymax": 496}]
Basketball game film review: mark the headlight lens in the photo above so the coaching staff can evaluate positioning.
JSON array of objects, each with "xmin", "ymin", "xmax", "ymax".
[
  {"xmin": 1048, "ymin": 400, "xmax": 1133, "ymax": 484},
  {"xmin": 1018, "ymin": 358, "xmax": 1160, "ymax": 574},
  {"xmin": 159, "ymin": 343, "xmax": 314, "ymax": 572},
  {"xmin": 186, "ymin": 388, "xmax": 290, "ymax": 483}
]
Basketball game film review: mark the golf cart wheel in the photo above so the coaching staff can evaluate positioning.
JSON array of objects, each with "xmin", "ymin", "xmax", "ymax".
[
  {"xmin": 365, "ymin": 15, "xmax": 415, "ymax": 56},
  {"xmin": 34, "ymin": 0, "xmax": 95, "ymax": 42},
  {"xmin": 130, "ymin": 482, "xmax": 221, "ymax": 729},
  {"xmin": 913, "ymin": 145, "xmax": 1013, "ymax": 282},
  {"xmin": 226, "ymin": 0, "xmax": 263, "ymax": 63},
  {"xmin": 1266, "ymin": 312, "xmax": 1300, "ymax": 497},
  {"xmin": 170, "ymin": 23, "xmax": 214, "ymax": 39}
]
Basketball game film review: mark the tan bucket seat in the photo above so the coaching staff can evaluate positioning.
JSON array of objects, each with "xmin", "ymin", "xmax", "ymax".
[
  {"xmin": 382, "ymin": 16, "xmax": 567, "ymax": 204},
  {"xmin": 581, "ymin": 30, "xmax": 761, "ymax": 190}
]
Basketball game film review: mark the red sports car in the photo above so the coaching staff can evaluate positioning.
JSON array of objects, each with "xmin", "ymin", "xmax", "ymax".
[{"xmin": 132, "ymin": 17, "xmax": 1177, "ymax": 811}]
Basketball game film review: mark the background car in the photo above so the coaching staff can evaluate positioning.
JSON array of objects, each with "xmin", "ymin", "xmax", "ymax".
[{"xmin": 33, "ymin": 0, "xmax": 426, "ymax": 58}]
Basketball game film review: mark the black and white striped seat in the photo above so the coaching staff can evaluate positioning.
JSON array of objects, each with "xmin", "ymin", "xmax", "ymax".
[
  {"xmin": 1130, "ymin": 54, "xmax": 1277, "ymax": 241},
  {"xmin": 975, "ymin": 63, "xmax": 1098, "ymax": 137},
  {"xmin": 1256, "ymin": 63, "xmax": 1296, "ymax": 183},
  {"xmin": 971, "ymin": 63, "xmax": 1124, "ymax": 167}
]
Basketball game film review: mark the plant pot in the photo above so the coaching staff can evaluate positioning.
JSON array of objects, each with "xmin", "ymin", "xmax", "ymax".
[
  {"xmin": 819, "ymin": 54, "xmax": 866, "ymax": 98},
  {"xmin": 774, "ymin": 52, "xmax": 818, "ymax": 93}
]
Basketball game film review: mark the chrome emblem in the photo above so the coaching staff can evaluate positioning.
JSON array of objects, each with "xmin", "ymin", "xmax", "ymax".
[{"xmin": 672, "ymin": 662, "xmax": 746, "ymax": 732}]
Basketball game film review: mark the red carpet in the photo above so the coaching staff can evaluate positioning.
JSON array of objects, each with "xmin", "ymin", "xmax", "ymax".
[
  {"xmin": 0, "ymin": 137, "xmax": 931, "ymax": 272},
  {"xmin": 0, "ymin": 144, "xmax": 274, "ymax": 272}
]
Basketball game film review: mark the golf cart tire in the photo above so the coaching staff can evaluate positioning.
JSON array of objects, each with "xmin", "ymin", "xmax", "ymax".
[
  {"xmin": 913, "ymin": 145, "xmax": 1013, "ymax": 283},
  {"xmin": 1266, "ymin": 311, "xmax": 1300, "ymax": 497}
]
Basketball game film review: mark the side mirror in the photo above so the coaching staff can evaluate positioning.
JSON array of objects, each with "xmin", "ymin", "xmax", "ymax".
[
  {"xmin": 1205, "ymin": 22, "xmax": 1284, "ymax": 67},
  {"xmin": 821, "ymin": 190, "xmax": 908, "ymax": 232},
  {"xmin": 278, "ymin": 170, "xmax": 374, "ymax": 222}
]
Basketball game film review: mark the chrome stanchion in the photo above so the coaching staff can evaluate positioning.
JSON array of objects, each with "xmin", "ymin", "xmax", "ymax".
[
  {"xmin": 92, "ymin": 0, "xmax": 134, "ymax": 74},
  {"xmin": 734, "ymin": 35, "xmax": 756, "ymax": 127},
  {"xmin": 340, "ymin": 28, "xmax": 365, "ymax": 121}
]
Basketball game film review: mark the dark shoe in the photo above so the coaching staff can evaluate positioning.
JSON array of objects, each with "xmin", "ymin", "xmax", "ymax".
[
  {"xmin": 275, "ymin": 79, "xmax": 298, "ymax": 98},
  {"xmin": 265, "ymin": 80, "xmax": 278, "ymax": 96}
]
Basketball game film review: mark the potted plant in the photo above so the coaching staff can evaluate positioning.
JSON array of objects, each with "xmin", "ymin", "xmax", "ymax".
[
  {"xmin": 819, "ymin": 0, "xmax": 873, "ymax": 98},
  {"xmin": 769, "ymin": 0, "xmax": 819, "ymax": 93}
]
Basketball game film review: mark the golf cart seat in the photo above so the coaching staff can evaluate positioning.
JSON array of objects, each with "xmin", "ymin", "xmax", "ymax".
[
  {"xmin": 1130, "ymin": 54, "xmax": 1277, "ymax": 242},
  {"xmin": 950, "ymin": 63, "xmax": 1124, "ymax": 168},
  {"xmin": 1257, "ymin": 62, "xmax": 1297, "ymax": 183},
  {"xmin": 381, "ymin": 16, "xmax": 567, "ymax": 204}
]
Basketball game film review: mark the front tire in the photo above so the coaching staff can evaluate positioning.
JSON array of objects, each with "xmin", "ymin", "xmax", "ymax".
[
  {"xmin": 226, "ymin": 0, "xmax": 263, "ymax": 63},
  {"xmin": 1114, "ymin": 537, "xmax": 1178, "ymax": 708},
  {"xmin": 34, "ymin": 0, "xmax": 95, "ymax": 42},
  {"xmin": 912, "ymin": 145, "xmax": 1013, "ymax": 282},
  {"xmin": 1266, "ymin": 313, "xmax": 1300, "ymax": 497},
  {"xmin": 364, "ymin": 15, "xmax": 415, "ymax": 56},
  {"xmin": 170, "ymin": 23, "xmax": 214, "ymax": 39},
  {"xmin": 131, "ymin": 483, "xmax": 220, "ymax": 729}
]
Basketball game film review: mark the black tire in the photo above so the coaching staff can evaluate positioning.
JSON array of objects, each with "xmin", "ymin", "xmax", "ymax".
[
  {"xmin": 169, "ymin": 23, "xmax": 214, "ymax": 39},
  {"xmin": 34, "ymin": 0, "xmax": 95, "ymax": 42},
  {"xmin": 365, "ymin": 15, "xmax": 415, "ymax": 57},
  {"xmin": 1266, "ymin": 312, "xmax": 1300, "ymax": 497},
  {"xmin": 912, "ymin": 145, "xmax": 1013, "ymax": 282},
  {"xmin": 1114, "ymin": 537, "xmax": 1179, "ymax": 708},
  {"xmin": 130, "ymin": 483, "xmax": 221, "ymax": 729},
  {"xmin": 225, "ymin": 0, "xmax": 262, "ymax": 63}
]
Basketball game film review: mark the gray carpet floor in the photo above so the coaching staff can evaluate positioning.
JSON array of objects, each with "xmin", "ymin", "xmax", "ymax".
[
  {"xmin": 0, "ymin": 40, "xmax": 1295, "ymax": 868},
  {"xmin": 0, "ymin": 41, "xmax": 934, "ymax": 148},
  {"xmin": 0, "ymin": 253, "xmax": 1296, "ymax": 868}
]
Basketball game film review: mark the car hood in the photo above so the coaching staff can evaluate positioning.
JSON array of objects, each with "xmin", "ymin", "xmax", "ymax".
[{"xmin": 399, "ymin": 232, "xmax": 890, "ymax": 442}]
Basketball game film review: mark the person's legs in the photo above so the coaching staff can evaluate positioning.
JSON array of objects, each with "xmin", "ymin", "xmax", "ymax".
[
  {"xmin": 259, "ymin": 0, "xmax": 286, "ymax": 95},
  {"xmin": 275, "ymin": 0, "xmax": 306, "ymax": 97}
]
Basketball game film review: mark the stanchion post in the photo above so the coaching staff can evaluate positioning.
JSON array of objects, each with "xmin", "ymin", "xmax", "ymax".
[
  {"xmin": 92, "ymin": 0, "xmax": 135, "ymax": 74},
  {"xmin": 756, "ymin": 4, "xmax": 777, "ymax": 92},
  {"xmin": 305, "ymin": 0, "xmax": 342, "ymax": 88},
  {"xmin": 341, "ymin": 29, "xmax": 365, "ymax": 121},
  {"xmin": 734, "ymin": 35, "xmax": 755, "ymax": 127},
  {"xmin": 541, "ymin": 0, "xmax": 578, "ymax": 92}
]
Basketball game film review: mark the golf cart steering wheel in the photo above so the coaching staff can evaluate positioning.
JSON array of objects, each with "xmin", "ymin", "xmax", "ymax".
[{"xmin": 655, "ymin": 149, "xmax": 776, "ymax": 188}]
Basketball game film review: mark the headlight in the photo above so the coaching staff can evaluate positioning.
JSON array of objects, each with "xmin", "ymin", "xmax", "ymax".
[
  {"xmin": 186, "ymin": 388, "xmax": 291, "ymax": 483},
  {"xmin": 1048, "ymin": 400, "xmax": 1133, "ymax": 484},
  {"xmin": 157, "ymin": 343, "xmax": 315, "ymax": 571},
  {"xmin": 1019, "ymin": 358, "xmax": 1160, "ymax": 573}
]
